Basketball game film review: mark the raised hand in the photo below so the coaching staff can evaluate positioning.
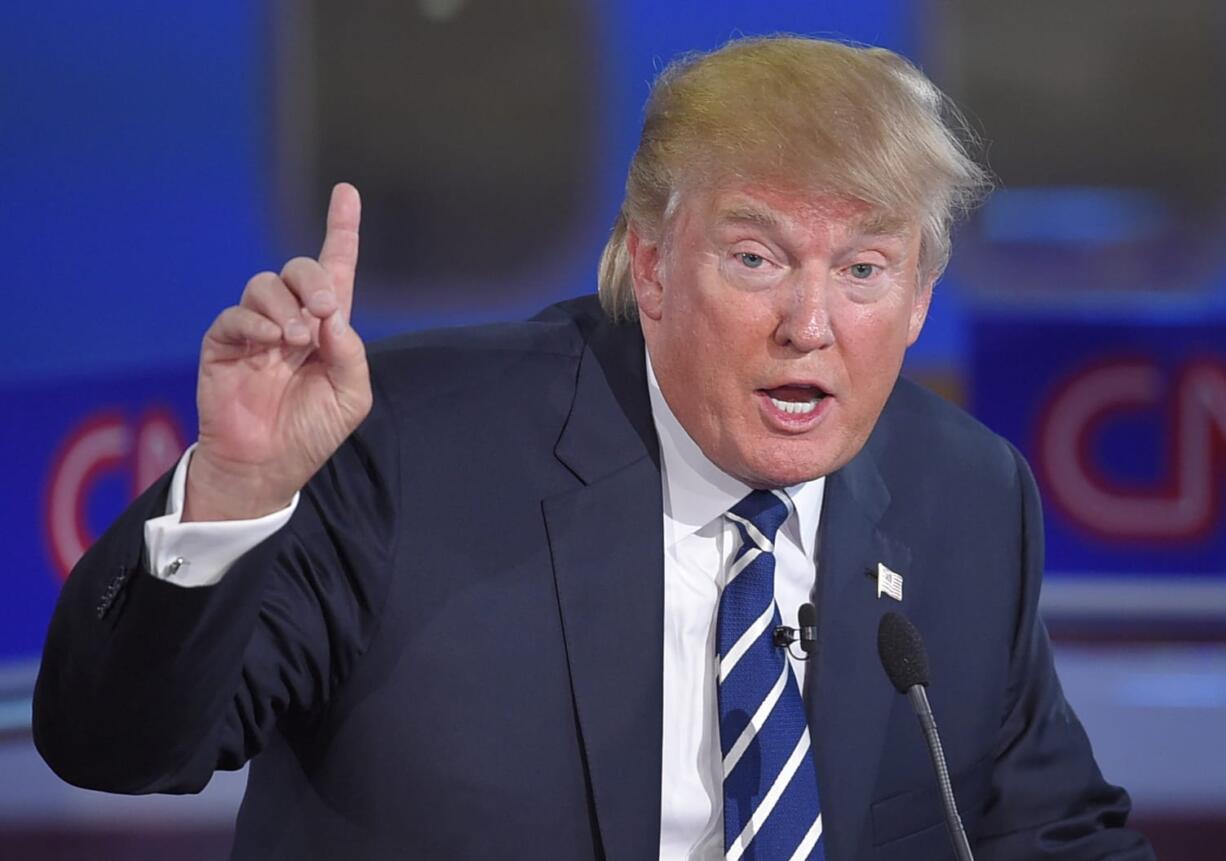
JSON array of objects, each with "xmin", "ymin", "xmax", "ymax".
[{"xmin": 184, "ymin": 183, "xmax": 371, "ymax": 522}]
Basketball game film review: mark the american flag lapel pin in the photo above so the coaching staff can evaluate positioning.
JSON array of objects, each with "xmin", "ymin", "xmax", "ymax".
[{"xmin": 876, "ymin": 562, "xmax": 904, "ymax": 602}]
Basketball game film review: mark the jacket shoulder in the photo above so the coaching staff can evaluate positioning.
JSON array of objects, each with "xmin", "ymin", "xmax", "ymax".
[
  {"xmin": 874, "ymin": 376, "xmax": 1026, "ymax": 494},
  {"xmin": 368, "ymin": 307, "xmax": 586, "ymax": 370},
  {"xmin": 363, "ymin": 297, "xmax": 604, "ymax": 405}
]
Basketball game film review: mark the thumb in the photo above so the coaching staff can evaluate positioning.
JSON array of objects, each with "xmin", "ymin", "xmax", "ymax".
[{"xmin": 318, "ymin": 310, "xmax": 370, "ymax": 408}]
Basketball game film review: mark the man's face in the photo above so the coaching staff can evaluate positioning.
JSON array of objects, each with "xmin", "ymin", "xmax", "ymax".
[{"xmin": 630, "ymin": 182, "xmax": 932, "ymax": 488}]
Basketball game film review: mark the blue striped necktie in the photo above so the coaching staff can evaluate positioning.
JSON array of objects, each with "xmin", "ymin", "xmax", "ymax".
[{"xmin": 718, "ymin": 489, "xmax": 824, "ymax": 860}]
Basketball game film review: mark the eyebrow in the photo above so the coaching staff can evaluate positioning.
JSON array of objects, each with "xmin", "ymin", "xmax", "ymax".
[
  {"xmin": 713, "ymin": 205, "xmax": 784, "ymax": 229},
  {"xmin": 854, "ymin": 211, "xmax": 912, "ymax": 239},
  {"xmin": 713, "ymin": 202, "xmax": 913, "ymax": 241}
]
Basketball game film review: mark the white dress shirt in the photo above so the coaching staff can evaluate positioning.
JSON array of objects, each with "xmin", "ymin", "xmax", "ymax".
[{"xmin": 142, "ymin": 350, "xmax": 825, "ymax": 861}]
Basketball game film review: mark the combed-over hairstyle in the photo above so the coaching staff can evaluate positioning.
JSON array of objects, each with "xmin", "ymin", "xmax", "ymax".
[{"xmin": 597, "ymin": 36, "xmax": 991, "ymax": 320}]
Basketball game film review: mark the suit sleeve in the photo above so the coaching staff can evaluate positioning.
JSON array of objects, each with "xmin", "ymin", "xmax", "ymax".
[
  {"xmin": 32, "ymin": 371, "xmax": 401, "ymax": 796},
  {"xmin": 974, "ymin": 445, "xmax": 1155, "ymax": 860}
]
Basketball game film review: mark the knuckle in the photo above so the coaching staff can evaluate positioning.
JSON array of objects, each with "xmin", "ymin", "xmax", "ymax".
[
  {"xmin": 244, "ymin": 278, "xmax": 292, "ymax": 313},
  {"xmin": 242, "ymin": 273, "xmax": 285, "ymax": 308},
  {"xmin": 203, "ymin": 307, "xmax": 234, "ymax": 348},
  {"xmin": 242, "ymin": 271, "xmax": 278, "ymax": 297},
  {"xmin": 212, "ymin": 304, "xmax": 240, "ymax": 329},
  {"xmin": 280, "ymin": 256, "xmax": 320, "ymax": 282}
]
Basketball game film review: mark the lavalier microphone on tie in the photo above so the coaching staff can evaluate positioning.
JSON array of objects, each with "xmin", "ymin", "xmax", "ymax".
[{"xmin": 772, "ymin": 601, "xmax": 818, "ymax": 659}]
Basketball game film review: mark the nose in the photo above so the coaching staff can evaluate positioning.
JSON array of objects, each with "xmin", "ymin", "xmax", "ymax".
[{"xmin": 773, "ymin": 274, "xmax": 834, "ymax": 352}]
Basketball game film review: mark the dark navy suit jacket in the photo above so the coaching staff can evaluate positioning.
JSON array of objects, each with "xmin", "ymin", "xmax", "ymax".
[{"xmin": 35, "ymin": 296, "xmax": 1154, "ymax": 859}]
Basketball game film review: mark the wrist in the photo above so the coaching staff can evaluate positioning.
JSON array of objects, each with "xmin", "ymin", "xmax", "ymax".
[{"xmin": 182, "ymin": 449, "xmax": 296, "ymax": 522}]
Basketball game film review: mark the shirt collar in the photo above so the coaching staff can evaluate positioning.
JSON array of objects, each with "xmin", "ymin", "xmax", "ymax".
[{"xmin": 646, "ymin": 348, "xmax": 825, "ymax": 556}]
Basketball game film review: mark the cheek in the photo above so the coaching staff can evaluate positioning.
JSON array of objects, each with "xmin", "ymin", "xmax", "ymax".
[
  {"xmin": 668, "ymin": 318, "xmax": 747, "ymax": 418},
  {"xmin": 669, "ymin": 287, "xmax": 738, "ymax": 356},
  {"xmin": 836, "ymin": 304, "xmax": 913, "ymax": 378}
]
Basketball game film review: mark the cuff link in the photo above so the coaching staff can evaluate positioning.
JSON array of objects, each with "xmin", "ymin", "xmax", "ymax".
[{"xmin": 165, "ymin": 556, "xmax": 187, "ymax": 577}]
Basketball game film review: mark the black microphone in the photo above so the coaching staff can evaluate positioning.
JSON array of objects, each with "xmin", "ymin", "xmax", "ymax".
[
  {"xmin": 773, "ymin": 602, "xmax": 819, "ymax": 659},
  {"xmin": 877, "ymin": 612, "xmax": 974, "ymax": 861}
]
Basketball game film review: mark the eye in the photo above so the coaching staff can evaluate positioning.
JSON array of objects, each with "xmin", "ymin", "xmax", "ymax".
[
  {"xmin": 736, "ymin": 252, "xmax": 766, "ymax": 269},
  {"xmin": 848, "ymin": 262, "xmax": 879, "ymax": 279}
]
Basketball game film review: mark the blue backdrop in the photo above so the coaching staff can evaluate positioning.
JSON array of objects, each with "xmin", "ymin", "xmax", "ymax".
[{"xmin": 4, "ymin": 0, "xmax": 1223, "ymax": 667}]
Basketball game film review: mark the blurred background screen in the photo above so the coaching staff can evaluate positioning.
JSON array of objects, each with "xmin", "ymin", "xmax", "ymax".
[{"xmin": 3, "ymin": 1, "xmax": 1223, "ymax": 858}]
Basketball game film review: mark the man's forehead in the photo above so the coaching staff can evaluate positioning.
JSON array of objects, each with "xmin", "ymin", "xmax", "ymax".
[{"xmin": 704, "ymin": 187, "xmax": 916, "ymax": 239}]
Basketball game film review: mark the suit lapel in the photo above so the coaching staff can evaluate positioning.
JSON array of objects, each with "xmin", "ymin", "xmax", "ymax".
[
  {"xmin": 809, "ymin": 437, "xmax": 911, "ymax": 861},
  {"xmin": 543, "ymin": 313, "xmax": 664, "ymax": 861}
]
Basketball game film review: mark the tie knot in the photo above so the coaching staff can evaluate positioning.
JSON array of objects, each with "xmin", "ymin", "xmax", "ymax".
[{"xmin": 725, "ymin": 489, "xmax": 792, "ymax": 549}]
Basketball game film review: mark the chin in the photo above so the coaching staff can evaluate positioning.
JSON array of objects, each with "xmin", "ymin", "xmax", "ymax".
[
  {"xmin": 725, "ymin": 433, "xmax": 856, "ymax": 489},
  {"xmin": 732, "ymin": 454, "xmax": 832, "ymax": 490}
]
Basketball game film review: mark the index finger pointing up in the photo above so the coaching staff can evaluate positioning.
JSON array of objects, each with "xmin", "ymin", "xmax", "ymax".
[{"xmin": 318, "ymin": 182, "xmax": 362, "ymax": 318}]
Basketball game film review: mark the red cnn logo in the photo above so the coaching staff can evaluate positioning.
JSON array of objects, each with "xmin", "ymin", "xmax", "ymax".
[
  {"xmin": 44, "ymin": 409, "xmax": 187, "ymax": 581},
  {"xmin": 1037, "ymin": 358, "xmax": 1226, "ymax": 541}
]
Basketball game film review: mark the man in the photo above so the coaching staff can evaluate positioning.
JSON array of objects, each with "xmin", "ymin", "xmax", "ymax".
[{"xmin": 35, "ymin": 37, "xmax": 1154, "ymax": 860}]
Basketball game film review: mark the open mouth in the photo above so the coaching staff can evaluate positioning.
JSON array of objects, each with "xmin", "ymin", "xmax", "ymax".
[{"xmin": 760, "ymin": 384, "xmax": 829, "ymax": 416}]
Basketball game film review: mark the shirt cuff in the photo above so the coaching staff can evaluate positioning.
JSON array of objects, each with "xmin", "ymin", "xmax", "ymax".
[{"xmin": 142, "ymin": 443, "xmax": 299, "ymax": 588}]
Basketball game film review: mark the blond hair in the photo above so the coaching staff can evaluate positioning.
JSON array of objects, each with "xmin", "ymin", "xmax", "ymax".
[{"xmin": 598, "ymin": 36, "xmax": 991, "ymax": 320}]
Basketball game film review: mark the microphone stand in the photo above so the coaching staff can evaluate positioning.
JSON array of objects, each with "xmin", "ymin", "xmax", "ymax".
[{"xmin": 907, "ymin": 685, "xmax": 974, "ymax": 861}]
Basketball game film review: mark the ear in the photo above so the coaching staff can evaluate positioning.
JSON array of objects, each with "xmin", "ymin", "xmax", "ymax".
[
  {"xmin": 905, "ymin": 273, "xmax": 935, "ymax": 347},
  {"xmin": 627, "ymin": 225, "xmax": 665, "ymax": 322}
]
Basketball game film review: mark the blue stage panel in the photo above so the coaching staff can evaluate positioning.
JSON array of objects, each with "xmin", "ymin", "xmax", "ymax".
[
  {"xmin": 971, "ymin": 314, "xmax": 1226, "ymax": 581},
  {"xmin": 1, "ymin": 368, "xmax": 196, "ymax": 664}
]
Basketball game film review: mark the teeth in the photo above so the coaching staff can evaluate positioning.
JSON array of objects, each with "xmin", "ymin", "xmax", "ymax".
[{"xmin": 770, "ymin": 397, "xmax": 820, "ymax": 415}]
